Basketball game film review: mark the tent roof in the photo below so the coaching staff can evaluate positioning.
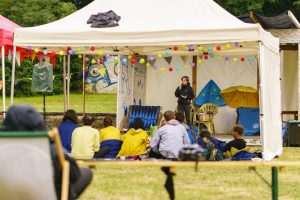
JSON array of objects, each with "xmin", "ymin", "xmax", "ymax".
[
  {"xmin": 0, "ymin": 15, "xmax": 21, "ymax": 46},
  {"xmin": 13, "ymin": 0, "xmax": 278, "ymax": 54},
  {"xmin": 237, "ymin": 11, "xmax": 300, "ymax": 29}
]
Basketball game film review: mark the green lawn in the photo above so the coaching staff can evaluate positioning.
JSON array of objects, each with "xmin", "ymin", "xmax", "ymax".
[
  {"xmin": 0, "ymin": 93, "xmax": 117, "ymax": 113},
  {"xmin": 79, "ymin": 148, "xmax": 300, "ymax": 200}
]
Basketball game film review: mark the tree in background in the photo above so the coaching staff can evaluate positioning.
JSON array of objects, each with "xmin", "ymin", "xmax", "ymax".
[
  {"xmin": 0, "ymin": 0, "xmax": 76, "ymax": 27},
  {"xmin": 215, "ymin": 0, "xmax": 300, "ymax": 19}
]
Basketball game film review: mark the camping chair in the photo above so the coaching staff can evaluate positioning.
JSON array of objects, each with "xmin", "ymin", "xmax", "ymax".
[
  {"xmin": 197, "ymin": 103, "xmax": 218, "ymax": 134},
  {"xmin": 0, "ymin": 128, "xmax": 69, "ymax": 200},
  {"xmin": 119, "ymin": 105, "xmax": 162, "ymax": 131}
]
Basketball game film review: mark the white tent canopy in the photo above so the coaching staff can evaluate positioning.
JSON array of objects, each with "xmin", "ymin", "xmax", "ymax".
[
  {"xmin": 12, "ymin": 0, "xmax": 282, "ymax": 161},
  {"xmin": 14, "ymin": 0, "xmax": 276, "ymax": 52}
]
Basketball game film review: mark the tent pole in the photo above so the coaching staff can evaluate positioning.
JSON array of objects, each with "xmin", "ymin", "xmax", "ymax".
[
  {"xmin": 192, "ymin": 56, "xmax": 198, "ymax": 96},
  {"xmin": 67, "ymin": 55, "xmax": 71, "ymax": 110},
  {"xmin": 10, "ymin": 45, "xmax": 16, "ymax": 106},
  {"xmin": 82, "ymin": 54, "xmax": 86, "ymax": 115},
  {"xmin": 63, "ymin": 55, "xmax": 67, "ymax": 112},
  {"xmin": 1, "ymin": 46, "xmax": 6, "ymax": 118}
]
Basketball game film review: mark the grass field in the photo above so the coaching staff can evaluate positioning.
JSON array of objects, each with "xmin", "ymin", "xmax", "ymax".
[
  {"xmin": 0, "ymin": 93, "xmax": 117, "ymax": 113},
  {"xmin": 79, "ymin": 148, "xmax": 300, "ymax": 200}
]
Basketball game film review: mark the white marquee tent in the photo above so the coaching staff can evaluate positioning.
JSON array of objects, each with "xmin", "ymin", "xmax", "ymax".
[{"xmin": 12, "ymin": 0, "xmax": 282, "ymax": 161}]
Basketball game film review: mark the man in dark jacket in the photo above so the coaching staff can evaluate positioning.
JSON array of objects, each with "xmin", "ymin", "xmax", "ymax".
[{"xmin": 175, "ymin": 76, "xmax": 194, "ymax": 125}]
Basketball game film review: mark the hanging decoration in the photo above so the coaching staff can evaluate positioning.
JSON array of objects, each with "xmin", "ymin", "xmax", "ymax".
[
  {"xmin": 241, "ymin": 57, "xmax": 245, "ymax": 62},
  {"xmin": 234, "ymin": 42, "xmax": 240, "ymax": 47},
  {"xmin": 180, "ymin": 45, "xmax": 186, "ymax": 50},
  {"xmin": 98, "ymin": 51, "xmax": 103, "ymax": 56},
  {"xmin": 225, "ymin": 44, "xmax": 231, "ymax": 49},
  {"xmin": 173, "ymin": 46, "xmax": 178, "ymax": 51},
  {"xmin": 188, "ymin": 45, "xmax": 194, "ymax": 51},
  {"xmin": 164, "ymin": 57, "xmax": 172, "ymax": 65},
  {"xmin": 198, "ymin": 46, "xmax": 203, "ymax": 52},
  {"xmin": 157, "ymin": 54, "xmax": 163, "ymax": 59},
  {"xmin": 139, "ymin": 58, "xmax": 145, "ymax": 64},
  {"xmin": 204, "ymin": 55, "xmax": 208, "ymax": 60},
  {"xmin": 114, "ymin": 56, "xmax": 119, "ymax": 64},
  {"xmin": 78, "ymin": 55, "xmax": 82, "ymax": 59},
  {"xmin": 121, "ymin": 57, "xmax": 127, "ymax": 64},
  {"xmin": 175, "ymin": 66, "xmax": 180, "ymax": 71},
  {"xmin": 146, "ymin": 62, "xmax": 151, "ymax": 67},
  {"xmin": 128, "ymin": 55, "xmax": 132, "ymax": 59},
  {"xmin": 131, "ymin": 57, "xmax": 137, "ymax": 64},
  {"xmin": 90, "ymin": 46, "xmax": 96, "ymax": 51},
  {"xmin": 197, "ymin": 59, "xmax": 202, "ymax": 64},
  {"xmin": 165, "ymin": 50, "xmax": 171, "ymax": 56},
  {"xmin": 105, "ymin": 54, "xmax": 111, "ymax": 59},
  {"xmin": 168, "ymin": 67, "xmax": 174, "ymax": 72}
]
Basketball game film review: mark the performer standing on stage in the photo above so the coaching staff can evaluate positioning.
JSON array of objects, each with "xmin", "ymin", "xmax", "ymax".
[{"xmin": 175, "ymin": 76, "xmax": 194, "ymax": 125}]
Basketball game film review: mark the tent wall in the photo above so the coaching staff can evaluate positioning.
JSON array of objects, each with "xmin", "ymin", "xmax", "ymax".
[
  {"xmin": 281, "ymin": 50, "xmax": 298, "ymax": 121},
  {"xmin": 196, "ymin": 58, "xmax": 258, "ymax": 133},
  {"xmin": 117, "ymin": 62, "xmax": 134, "ymax": 127},
  {"xmin": 145, "ymin": 56, "xmax": 192, "ymax": 112},
  {"xmin": 259, "ymin": 43, "xmax": 282, "ymax": 161}
]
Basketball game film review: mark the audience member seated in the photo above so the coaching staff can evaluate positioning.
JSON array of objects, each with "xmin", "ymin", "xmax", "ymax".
[
  {"xmin": 71, "ymin": 115, "xmax": 109, "ymax": 159},
  {"xmin": 175, "ymin": 111, "xmax": 195, "ymax": 144},
  {"xmin": 58, "ymin": 109, "xmax": 79, "ymax": 153},
  {"xmin": 223, "ymin": 125, "xmax": 249, "ymax": 159},
  {"xmin": 1, "ymin": 104, "xmax": 92, "ymax": 200},
  {"xmin": 197, "ymin": 131, "xmax": 226, "ymax": 152},
  {"xmin": 197, "ymin": 131, "xmax": 224, "ymax": 161},
  {"xmin": 117, "ymin": 118, "xmax": 148, "ymax": 158},
  {"xmin": 99, "ymin": 116, "xmax": 122, "ymax": 158},
  {"xmin": 150, "ymin": 111, "xmax": 190, "ymax": 159}
]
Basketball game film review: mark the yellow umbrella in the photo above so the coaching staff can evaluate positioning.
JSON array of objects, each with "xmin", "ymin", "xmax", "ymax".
[{"xmin": 220, "ymin": 86, "xmax": 259, "ymax": 108}]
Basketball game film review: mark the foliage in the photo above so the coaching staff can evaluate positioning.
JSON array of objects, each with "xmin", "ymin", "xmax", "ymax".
[{"xmin": 0, "ymin": 0, "xmax": 76, "ymax": 27}]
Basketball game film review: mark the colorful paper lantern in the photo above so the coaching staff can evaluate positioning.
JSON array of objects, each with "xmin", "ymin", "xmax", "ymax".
[
  {"xmin": 234, "ymin": 42, "xmax": 240, "ymax": 47},
  {"xmin": 147, "ymin": 56, "xmax": 155, "ymax": 62},
  {"xmin": 128, "ymin": 55, "xmax": 132, "ymax": 59},
  {"xmin": 165, "ymin": 50, "xmax": 171, "ymax": 56},
  {"xmin": 207, "ymin": 46, "xmax": 213, "ymax": 51},
  {"xmin": 248, "ymin": 56, "xmax": 253, "ymax": 61},
  {"xmin": 183, "ymin": 65, "xmax": 189, "ymax": 70},
  {"xmin": 188, "ymin": 45, "xmax": 194, "ymax": 51},
  {"xmin": 85, "ymin": 57, "xmax": 90, "ymax": 62},
  {"xmin": 217, "ymin": 56, "xmax": 223, "ymax": 60},
  {"xmin": 131, "ymin": 58, "xmax": 137, "ymax": 64},
  {"xmin": 27, "ymin": 46, "xmax": 32, "ymax": 51},
  {"xmin": 180, "ymin": 45, "xmax": 186, "ymax": 50},
  {"xmin": 114, "ymin": 57, "xmax": 119, "ymax": 64},
  {"xmin": 204, "ymin": 55, "xmax": 209, "ymax": 60},
  {"xmin": 225, "ymin": 44, "xmax": 231, "ymax": 49},
  {"xmin": 139, "ymin": 58, "xmax": 145, "ymax": 64},
  {"xmin": 59, "ymin": 50, "xmax": 64, "ymax": 56},
  {"xmin": 190, "ymin": 63, "xmax": 196, "ymax": 67},
  {"xmin": 161, "ymin": 67, "xmax": 166, "ymax": 72},
  {"xmin": 173, "ymin": 46, "xmax": 178, "ymax": 51},
  {"xmin": 225, "ymin": 57, "xmax": 230, "ymax": 61},
  {"xmin": 90, "ymin": 46, "xmax": 96, "ymax": 51},
  {"xmin": 76, "ymin": 48, "xmax": 81, "ymax": 52},
  {"xmin": 210, "ymin": 54, "xmax": 215, "ymax": 58},
  {"xmin": 43, "ymin": 49, "xmax": 48, "ymax": 55},
  {"xmin": 122, "ymin": 57, "xmax": 127, "ymax": 64},
  {"xmin": 216, "ymin": 45, "xmax": 221, "ymax": 51},
  {"xmin": 98, "ymin": 51, "xmax": 103, "ymax": 56},
  {"xmin": 34, "ymin": 48, "xmax": 39, "ymax": 53},
  {"xmin": 99, "ymin": 60, "xmax": 104, "ymax": 64},
  {"xmin": 233, "ymin": 57, "xmax": 237, "ymax": 62},
  {"xmin": 157, "ymin": 54, "xmax": 163, "ymax": 59},
  {"xmin": 175, "ymin": 66, "xmax": 180, "ymax": 71},
  {"xmin": 241, "ymin": 57, "xmax": 245, "ymax": 62},
  {"xmin": 169, "ymin": 67, "xmax": 174, "ymax": 72},
  {"xmin": 198, "ymin": 46, "xmax": 203, "ymax": 52},
  {"xmin": 78, "ymin": 55, "xmax": 82, "ymax": 59},
  {"xmin": 91, "ymin": 59, "xmax": 96, "ymax": 64},
  {"xmin": 146, "ymin": 63, "xmax": 151, "ymax": 67},
  {"xmin": 198, "ymin": 59, "xmax": 202, "ymax": 64},
  {"xmin": 106, "ymin": 54, "xmax": 111, "ymax": 59},
  {"xmin": 68, "ymin": 50, "xmax": 73, "ymax": 55}
]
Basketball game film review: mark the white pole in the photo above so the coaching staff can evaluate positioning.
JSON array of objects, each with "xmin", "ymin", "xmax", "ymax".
[
  {"xmin": 63, "ymin": 55, "xmax": 67, "ymax": 112},
  {"xmin": 67, "ymin": 55, "xmax": 71, "ymax": 110},
  {"xmin": 10, "ymin": 45, "xmax": 16, "ymax": 106},
  {"xmin": 1, "ymin": 46, "xmax": 6, "ymax": 118}
]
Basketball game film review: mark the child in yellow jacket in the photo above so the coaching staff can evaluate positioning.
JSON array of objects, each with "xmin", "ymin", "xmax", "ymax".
[{"xmin": 117, "ymin": 118, "xmax": 148, "ymax": 157}]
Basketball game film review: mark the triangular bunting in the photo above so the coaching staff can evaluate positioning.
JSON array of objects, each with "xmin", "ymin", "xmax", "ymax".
[
  {"xmin": 164, "ymin": 56, "xmax": 172, "ymax": 65},
  {"xmin": 181, "ymin": 56, "xmax": 188, "ymax": 63}
]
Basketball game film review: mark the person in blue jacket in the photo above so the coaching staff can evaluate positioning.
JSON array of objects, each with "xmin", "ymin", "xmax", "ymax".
[{"xmin": 58, "ymin": 109, "xmax": 79, "ymax": 153}]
